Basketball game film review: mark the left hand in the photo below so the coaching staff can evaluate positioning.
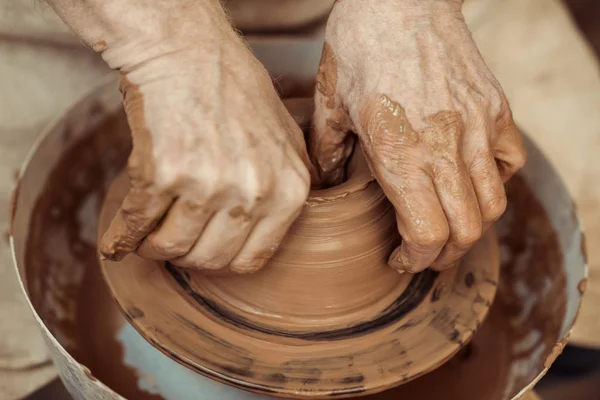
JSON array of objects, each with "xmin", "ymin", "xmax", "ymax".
[{"xmin": 309, "ymin": 0, "xmax": 526, "ymax": 273}]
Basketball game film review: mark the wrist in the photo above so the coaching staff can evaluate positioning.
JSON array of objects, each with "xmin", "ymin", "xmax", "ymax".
[
  {"xmin": 332, "ymin": 0, "xmax": 463, "ymax": 20},
  {"xmin": 46, "ymin": 0, "xmax": 240, "ymax": 72},
  {"xmin": 328, "ymin": 0, "xmax": 466, "ymax": 47},
  {"xmin": 105, "ymin": 7, "xmax": 241, "ymax": 73}
]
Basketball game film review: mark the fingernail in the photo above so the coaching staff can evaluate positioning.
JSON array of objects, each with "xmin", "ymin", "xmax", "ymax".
[
  {"xmin": 100, "ymin": 243, "xmax": 125, "ymax": 262},
  {"xmin": 388, "ymin": 247, "xmax": 407, "ymax": 273}
]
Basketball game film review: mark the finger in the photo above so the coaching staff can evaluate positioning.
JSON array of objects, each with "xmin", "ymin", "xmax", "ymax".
[
  {"xmin": 169, "ymin": 204, "xmax": 258, "ymax": 272},
  {"xmin": 469, "ymin": 149, "xmax": 507, "ymax": 231},
  {"xmin": 100, "ymin": 179, "xmax": 173, "ymax": 261},
  {"xmin": 136, "ymin": 196, "xmax": 216, "ymax": 260},
  {"xmin": 356, "ymin": 95, "xmax": 448, "ymax": 273},
  {"xmin": 384, "ymin": 172, "xmax": 449, "ymax": 274},
  {"xmin": 419, "ymin": 112, "xmax": 482, "ymax": 270},
  {"xmin": 431, "ymin": 160, "xmax": 483, "ymax": 270},
  {"xmin": 494, "ymin": 109, "xmax": 527, "ymax": 182},
  {"xmin": 309, "ymin": 42, "xmax": 354, "ymax": 187},
  {"xmin": 230, "ymin": 171, "xmax": 309, "ymax": 274}
]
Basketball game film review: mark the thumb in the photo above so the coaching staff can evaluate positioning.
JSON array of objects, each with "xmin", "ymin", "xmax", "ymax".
[{"xmin": 308, "ymin": 42, "xmax": 355, "ymax": 187}]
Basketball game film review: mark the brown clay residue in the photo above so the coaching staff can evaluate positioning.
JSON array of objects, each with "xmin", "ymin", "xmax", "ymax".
[
  {"xmin": 100, "ymin": 75, "xmax": 155, "ymax": 262},
  {"xmin": 127, "ymin": 307, "xmax": 145, "ymax": 319},
  {"xmin": 310, "ymin": 42, "xmax": 355, "ymax": 187},
  {"xmin": 578, "ymin": 278, "xmax": 588, "ymax": 295},
  {"xmin": 118, "ymin": 75, "xmax": 154, "ymax": 185},
  {"xmin": 228, "ymin": 206, "xmax": 252, "ymax": 221},
  {"xmin": 544, "ymin": 333, "xmax": 570, "ymax": 369},
  {"xmin": 359, "ymin": 94, "xmax": 419, "ymax": 149},
  {"xmin": 366, "ymin": 298, "xmax": 512, "ymax": 400},
  {"xmin": 581, "ymin": 231, "xmax": 588, "ymax": 265},
  {"xmin": 364, "ymin": 174, "xmax": 568, "ymax": 400},
  {"xmin": 92, "ymin": 40, "xmax": 107, "ymax": 53},
  {"xmin": 83, "ymin": 366, "xmax": 98, "ymax": 382},
  {"xmin": 24, "ymin": 110, "xmax": 165, "ymax": 400},
  {"xmin": 24, "ymin": 110, "xmax": 132, "ymax": 354},
  {"xmin": 495, "ymin": 174, "xmax": 567, "ymax": 396},
  {"xmin": 316, "ymin": 42, "xmax": 338, "ymax": 109}
]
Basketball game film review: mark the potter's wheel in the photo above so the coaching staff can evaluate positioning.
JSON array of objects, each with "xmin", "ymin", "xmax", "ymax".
[{"xmin": 98, "ymin": 101, "xmax": 500, "ymax": 398}]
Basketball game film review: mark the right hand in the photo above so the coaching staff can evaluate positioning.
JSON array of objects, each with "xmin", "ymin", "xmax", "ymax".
[{"xmin": 100, "ymin": 30, "xmax": 312, "ymax": 274}]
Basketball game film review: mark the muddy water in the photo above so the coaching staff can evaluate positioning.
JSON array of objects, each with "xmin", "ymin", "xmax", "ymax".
[{"xmin": 24, "ymin": 110, "xmax": 566, "ymax": 400}]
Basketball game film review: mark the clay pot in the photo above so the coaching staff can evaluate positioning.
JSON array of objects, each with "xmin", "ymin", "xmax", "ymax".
[
  {"xmin": 97, "ymin": 97, "xmax": 499, "ymax": 397},
  {"xmin": 10, "ymin": 38, "xmax": 587, "ymax": 400},
  {"xmin": 187, "ymin": 149, "xmax": 403, "ymax": 332}
]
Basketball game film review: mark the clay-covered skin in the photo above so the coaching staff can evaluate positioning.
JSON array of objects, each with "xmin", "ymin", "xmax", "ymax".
[
  {"xmin": 309, "ymin": 0, "xmax": 527, "ymax": 274},
  {"xmin": 46, "ymin": 0, "xmax": 315, "ymax": 274}
]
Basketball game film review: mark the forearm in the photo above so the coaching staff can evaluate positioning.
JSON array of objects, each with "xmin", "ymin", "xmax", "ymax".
[{"xmin": 45, "ymin": 0, "xmax": 237, "ymax": 70}]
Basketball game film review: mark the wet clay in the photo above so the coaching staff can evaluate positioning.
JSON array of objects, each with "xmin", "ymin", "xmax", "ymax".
[
  {"xmin": 96, "ymin": 99, "xmax": 500, "ymax": 398},
  {"xmin": 22, "ymin": 111, "xmax": 161, "ymax": 399},
  {"xmin": 23, "ymin": 105, "xmax": 565, "ymax": 399},
  {"xmin": 310, "ymin": 42, "xmax": 355, "ymax": 186},
  {"xmin": 369, "ymin": 174, "xmax": 567, "ymax": 399}
]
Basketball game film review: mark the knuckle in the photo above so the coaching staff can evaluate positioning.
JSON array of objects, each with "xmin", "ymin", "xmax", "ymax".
[
  {"xmin": 230, "ymin": 247, "xmax": 278, "ymax": 274},
  {"xmin": 244, "ymin": 165, "xmax": 275, "ymax": 205},
  {"xmin": 511, "ymin": 147, "xmax": 528, "ymax": 170},
  {"xmin": 468, "ymin": 107, "xmax": 488, "ymax": 133},
  {"xmin": 484, "ymin": 193, "xmax": 508, "ymax": 222},
  {"xmin": 152, "ymin": 165, "xmax": 176, "ymax": 191},
  {"xmin": 188, "ymin": 170, "xmax": 223, "ymax": 200},
  {"xmin": 295, "ymin": 161, "xmax": 311, "ymax": 188},
  {"xmin": 126, "ymin": 151, "xmax": 151, "ymax": 182},
  {"xmin": 496, "ymin": 101, "xmax": 514, "ymax": 127},
  {"xmin": 281, "ymin": 172, "xmax": 310, "ymax": 209},
  {"xmin": 406, "ymin": 226, "xmax": 449, "ymax": 252},
  {"xmin": 487, "ymin": 87, "xmax": 505, "ymax": 117},
  {"xmin": 452, "ymin": 222, "xmax": 483, "ymax": 247},
  {"xmin": 173, "ymin": 256, "xmax": 228, "ymax": 272},
  {"xmin": 146, "ymin": 237, "xmax": 188, "ymax": 258},
  {"xmin": 229, "ymin": 259, "xmax": 269, "ymax": 274}
]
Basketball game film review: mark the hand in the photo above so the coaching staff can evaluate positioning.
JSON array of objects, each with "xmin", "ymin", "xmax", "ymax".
[
  {"xmin": 100, "ymin": 26, "xmax": 311, "ymax": 274},
  {"xmin": 309, "ymin": 0, "xmax": 526, "ymax": 273}
]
